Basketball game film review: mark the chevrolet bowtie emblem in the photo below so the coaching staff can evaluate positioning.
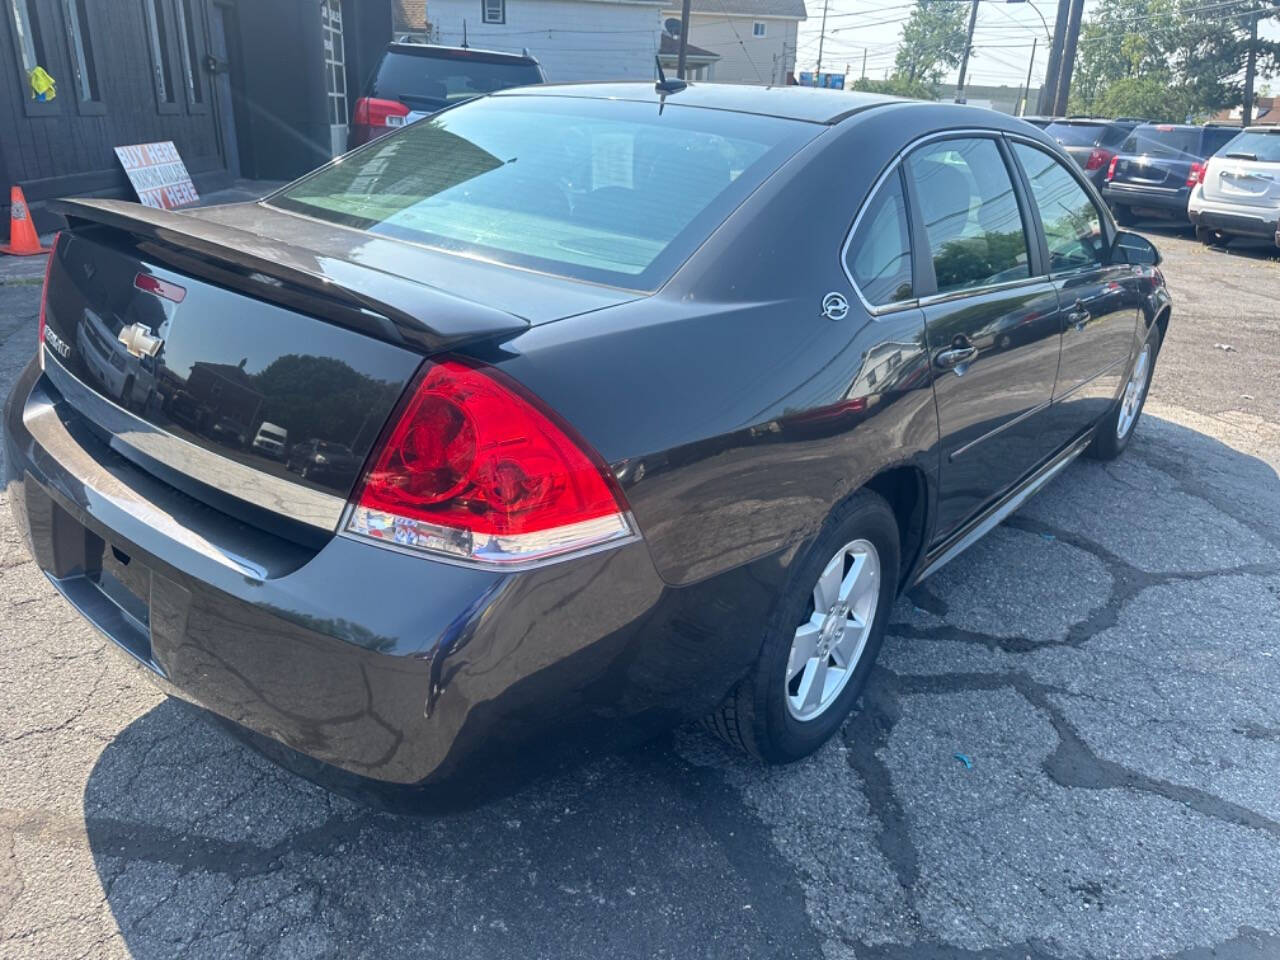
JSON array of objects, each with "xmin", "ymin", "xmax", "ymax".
[{"xmin": 117, "ymin": 323, "xmax": 163, "ymax": 359}]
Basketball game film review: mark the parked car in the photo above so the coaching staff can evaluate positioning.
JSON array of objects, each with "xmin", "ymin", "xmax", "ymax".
[
  {"xmin": 288, "ymin": 438, "xmax": 358, "ymax": 484},
  {"xmin": 348, "ymin": 42, "xmax": 545, "ymax": 148},
  {"xmin": 251, "ymin": 421, "xmax": 288, "ymax": 459},
  {"xmin": 1017, "ymin": 115, "xmax": 1056, "ymax": 129},
  {"xmin": 1102, "ymin": 123, "xmax": 1240, "ymax": 225},
  {"xmin": 11, "ymin": 85, "xmax": 1169, "ymax": 807},
  {"xmin": 1044, "ymin": 117, "xmax": 1144, "ymax": 187},
  {"xmin": 1188, "ymin": 125, "xmax": 1280, "ymax": 247}
]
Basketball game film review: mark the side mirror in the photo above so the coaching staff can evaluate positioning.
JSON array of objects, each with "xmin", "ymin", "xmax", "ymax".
[{"xmin": 1112, "ymin": 230, "xmax": 1161, "ymax": 267}]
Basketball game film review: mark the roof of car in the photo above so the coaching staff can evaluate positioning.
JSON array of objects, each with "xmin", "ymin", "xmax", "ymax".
[
  {"xmin": 491, "ymin": 82, "xmax": 905, "ymax": 123},
  {"xmin": 386, "ymin": 41, "xmax": 538, "ymax": 63}
]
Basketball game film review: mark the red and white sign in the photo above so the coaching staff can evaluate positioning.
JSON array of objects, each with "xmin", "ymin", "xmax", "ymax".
[{"xmin": 114, "ymin": 141, "xmax": 200, "ymax": 210}]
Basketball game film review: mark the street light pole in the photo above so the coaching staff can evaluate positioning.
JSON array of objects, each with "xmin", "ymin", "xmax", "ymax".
[
  {"xmin": 955, "ymin": 0, "xmax": 980, "ymax": 103},
  {"xmin": 1019, "ymin": 36, "xmax": 1037, "ymax": 115},
  {"xmin": 815, "ymin": 0, "xmax": 831, "ymax": 83}
]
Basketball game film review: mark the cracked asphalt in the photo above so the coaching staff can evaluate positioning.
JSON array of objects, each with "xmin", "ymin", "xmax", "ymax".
[{"xmin": 2, "ymin": 224, "xmax": 1280, "ymax": 959}]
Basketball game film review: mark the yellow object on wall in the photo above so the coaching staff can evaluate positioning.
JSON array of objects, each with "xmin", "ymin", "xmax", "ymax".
[{"xmin": 28, "ymin": 66, "xmax": 57, "ymax": 102}]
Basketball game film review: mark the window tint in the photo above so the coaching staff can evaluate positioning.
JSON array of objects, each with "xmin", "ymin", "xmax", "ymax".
[
  {"xmin": 1203, "ymin": 127, "xmax": 1239, "ymax": 156},
  {"xmin": 1121, "ymin": 125, "xmax": 1199, "ymax": 158},
  {"xmin": 847, "ymin": 172, "xmax": 913, "ymax": 306},
  {"xmin": 905, "ymin": 138, "xmax": 1031, "ymax": 294},
  {"xmin": 273, "ymin": 96, "xmax": 815, "ymax": 289},
  {"xmin": 1012, "ymin": 142, "xmax": 1107, "ymax": 272},
  {"xmin": 1219, "ymin": 130, "xmax": 1280, "ymax": 163}
]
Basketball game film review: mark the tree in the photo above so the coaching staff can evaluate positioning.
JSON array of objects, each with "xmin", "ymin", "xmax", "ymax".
[
  {"xmin": 850, "ymin": 75, "xmax": 940, "ymax": 100},
  {"xmin": 1068, "ymin": 0, "xmax": 1280, "ymax": 119},
  {"xmin": 894, "ymin": 0, "xmax": 970, "ymax": 85}
]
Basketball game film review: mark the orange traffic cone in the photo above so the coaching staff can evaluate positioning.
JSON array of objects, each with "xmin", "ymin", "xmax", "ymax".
[{"xmin": 1, "ymin": 186, "xmax": 51, "ymax": 256}]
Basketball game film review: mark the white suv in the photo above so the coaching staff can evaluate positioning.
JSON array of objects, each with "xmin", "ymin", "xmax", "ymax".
[{"xmin": 1188, "ymin": 126, "xmax": 1280, "ymax": 247}]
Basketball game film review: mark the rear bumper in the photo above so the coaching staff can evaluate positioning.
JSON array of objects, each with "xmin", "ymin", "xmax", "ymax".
[
  {"xmin": 5, "ymin": 358, "xmax": 753, "ymax": 803},
  {"xmin": 1187, "ymin": 196, "xmax": 1279, "ymax": 239},
  {"xmin": 1101, "ymin": 182, "xmax": 1190, "ymax": 216}
]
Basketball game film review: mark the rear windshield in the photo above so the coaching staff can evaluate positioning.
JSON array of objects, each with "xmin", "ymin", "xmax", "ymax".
[
  {"xmin": 1047, "ymin": 122, "xmax": 1127, "ymax": 147},
  {"xmin": 371, "ymin": 50, "xmax": 543, "ymax": 110},
  {"xmin": 1217, "ymin": 129, "xmax": 1280, "ymax": 163},
  {"xmin": 271, "ymin": 95, "xmax": 815, "ymax": 289},
  {"xmin": 1122, "ymin": 125, "xmax": 1200, "ymax": 158}
]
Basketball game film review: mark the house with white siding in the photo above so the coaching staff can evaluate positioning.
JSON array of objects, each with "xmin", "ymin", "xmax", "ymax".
[
  {"xmin": 661, "ymin": 0, "xmax": 806, "ymax": 84},
  {"xmin": 425, "ymin": 0, "xmax": 666, "ymax": 82}
]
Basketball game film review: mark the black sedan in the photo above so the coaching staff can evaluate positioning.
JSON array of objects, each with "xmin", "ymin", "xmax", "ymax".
[{"xmin": 6, "ymin": 84, "xmax": 1170, "ymax": 807}]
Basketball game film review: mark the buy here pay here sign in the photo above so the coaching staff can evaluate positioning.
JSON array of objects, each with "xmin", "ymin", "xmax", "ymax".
[{"xmin": 114, "ymin": 142, "xmax": 200, "ymax": 210}]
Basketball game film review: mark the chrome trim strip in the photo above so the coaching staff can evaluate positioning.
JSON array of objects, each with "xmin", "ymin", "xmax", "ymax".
[
  {"xmin": 916, "ymin": 274, "xmax": 1048, "ymax": 308},
  {"xmin": 42, "ymin": 355, "xmax": 346, "ymax": 531},
  {"xmin": 841, "ymin": 128, "xmax": 1054, "ymax": 318},
  {"xmin": 914, "ymin": 434, "xmax": 1091, "ymax": 584},
  {"xmin": 949, "ymin": 397, "xmax": 1053, "ymax": 461}
]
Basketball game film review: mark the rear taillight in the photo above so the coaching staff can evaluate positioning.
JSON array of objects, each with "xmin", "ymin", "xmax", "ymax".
[
  {"xmin": 37, "ymin": 232, "xmax": 59, "ymax": 360},
  {"xmin": 1085, "ymin": 148, "xmax": 1114, "ymax": 172},
  {"xmin": 345, "ymin": 357, "xmax": 634, "ymax": 566},
  {"xmin": 352, "ymin": 96, "xmax": 410, "ymax": 129},
  {"xmin": 1188, "ymin": 161, "xmax": 1206, "ymax": 187},
  {"xmin": 1105, "ymin": 155, "xmax": 1119, "ymax": 181}
]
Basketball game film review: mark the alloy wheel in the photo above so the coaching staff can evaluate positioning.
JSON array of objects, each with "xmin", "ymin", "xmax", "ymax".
[
  {"xmin": 1116, "ymin": 342, "xmax": 1152, "ymax": 440},
  {"xmin": 784, "ymin": 538, "xmax": 881, "ymax": 722}
]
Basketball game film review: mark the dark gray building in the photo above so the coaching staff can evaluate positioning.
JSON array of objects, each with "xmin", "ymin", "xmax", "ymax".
[{"xmin": 2, "ymin": 0, "xmax": 393, "ymax": 230}]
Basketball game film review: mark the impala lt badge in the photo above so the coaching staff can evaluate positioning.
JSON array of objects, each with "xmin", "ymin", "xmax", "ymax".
[{"xmin": 117, "ymin": 323, "xmax": 164, "ymax": 359}]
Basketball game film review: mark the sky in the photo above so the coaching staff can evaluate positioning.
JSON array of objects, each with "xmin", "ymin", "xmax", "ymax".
[{"xmin": 792, "ymin": 0, "xmax": 1280, "ymax": 95}]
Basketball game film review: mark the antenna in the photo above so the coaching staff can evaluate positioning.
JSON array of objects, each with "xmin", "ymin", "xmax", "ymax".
[
  {"xmin": 462, "ymin": 19, "xmax": 468, "ymax": 49},
  {"xmin": 654, "ymin": 55, "xmax": 687, "ymax": 95}
]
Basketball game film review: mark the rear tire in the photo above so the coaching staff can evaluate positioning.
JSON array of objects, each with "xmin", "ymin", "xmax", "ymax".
[
  {"xmin": 1113, "ymin": 204, "xmax": 1137, "ymax": 227},
  {"xmin": 1086, "ymin": 322, "xmax": 1162, "ymax": 461},
  {"xmin": 705, "ymin": 489, "xmax": 900, "ymax": 763},
  {"xmin": 1196, "ymin": 226, "xmax": 1228, "ymax": 247}
]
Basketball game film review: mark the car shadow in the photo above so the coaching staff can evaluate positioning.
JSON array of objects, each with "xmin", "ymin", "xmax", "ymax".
[
  {"xmin": 81, "ymin": 414, "xmax": 1279, "ymax": 958},
  {"xmin": 1135, "ymin": 218, "xmax": 1280, "ymax": 262}
]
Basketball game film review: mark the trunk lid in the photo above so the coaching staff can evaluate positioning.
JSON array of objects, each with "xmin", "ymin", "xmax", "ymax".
[
  {"xmin": 1201, "ymin": 155, "xmax": 1280, "ymax": 208},
  {"xmin": 39, "ymin": 200, "xmax": 623, "ymax": 536},
  {"xmin": 1110, "ymin": 155, "xmax": 1187, "ymax": 189}
]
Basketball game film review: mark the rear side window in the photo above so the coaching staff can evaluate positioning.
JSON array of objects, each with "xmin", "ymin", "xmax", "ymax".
[
  {"xmin": 1047, "ymin": 122, "xmax": 1119, "ymax": 147},
  {"xmin": 1218, "ymin": 130, "xmax": 1280, "ymax": 162},
  {"xmin": 847, "ymin": 172, "xmax": 913, "ymax": 306},
  {"xmin": 905, "ymin": 138, "xmax": 1031, "ymax": 295},
  {"xmin": 272, "ymin": 96, "xmax": 815, "ymax": 289},
  {"xmin": 1202, "ymin": 127, "xmax": 1239, "ymax": 156},
  {"xmin": 1012, "ymin": 142, "xmax": 1107, "ymax": 273},
  {"xmin": 370, "ymin": 51, "xmax": 542, "ymax": 109}
]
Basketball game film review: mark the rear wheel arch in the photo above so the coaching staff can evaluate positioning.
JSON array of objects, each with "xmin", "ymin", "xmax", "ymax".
[{"xmin": 862, "ymin": 465, "xmax": 929, "ymax": 593}]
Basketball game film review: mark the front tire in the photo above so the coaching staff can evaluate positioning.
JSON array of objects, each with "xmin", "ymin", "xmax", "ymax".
[
  {"xmin": 1086, "ymin": 322, "xmax": 1161, "ymax": 461},
  {"xmin": 705, "ymin": 489, "xmax": 900, "ymax": 763}
]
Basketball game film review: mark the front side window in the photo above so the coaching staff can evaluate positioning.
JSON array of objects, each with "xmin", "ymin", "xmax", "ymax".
[
  {"xmin": 905, "ymin": 137, "xmax": 1031, "ymax": 294},
  {"xmin": 62, "ymin": 0, "xmax": 99, "ymax": 102},
  {"xmin": 272, "ymin": 96, "xmax": 815, "ymax": 289},
  {"xmin": 1012, "ymin": 142, "xmax": 1107, "ymax": 273},
  {"xmin": 846, "ymin": 171, "xmax": 913, "ymax": 306},
  {"xmin": 483, "ymin": 0, "xmax": 505, "ymax": 23}
]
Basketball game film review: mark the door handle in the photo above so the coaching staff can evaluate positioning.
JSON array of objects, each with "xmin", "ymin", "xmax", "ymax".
[{"xmin": 934, "ymin": 344, "xmax": 978, "ymax": 371}]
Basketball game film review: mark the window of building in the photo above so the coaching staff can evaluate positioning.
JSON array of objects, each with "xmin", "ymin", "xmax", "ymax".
[
  {"xmin": 61, "ymin": 0, "xmax": 102, "ymax": 108},
  {"xmin": 143, "ymin": 0, "xmax": 179, "ymax": 111},
  {"xmin": 752, "ymin": 21, "xmax": 766, "ymax": 37},
  {"xmin": 483, "ymin": 0, "xmax": 505, "ymax": 24},
  {"xmin": 6, "ymin": 0, "xmax": 59, "ymax": 115},
  {"xmin": 1011, "ymin": 142, "xmax": 1106, "ymax": 273},
  {"xmin": 846, "ymin": 170, "xmax": 913, "ymax": 307},
  {"xmin": 905, "ymin": 137, "xmax": 1031, "ymax": 294},
  {"xmin": 175, "ymin": 0, "xmax": 205, "ymax": 109},
  {"xmin": 9, "ymin": 0, "xmax": 43, "ymax": 73}
]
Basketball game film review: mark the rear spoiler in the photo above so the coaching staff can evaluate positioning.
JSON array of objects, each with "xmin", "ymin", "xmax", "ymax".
[{"xmin": 48, "ymin": 198, "xmax": 530, "ymax": 353}]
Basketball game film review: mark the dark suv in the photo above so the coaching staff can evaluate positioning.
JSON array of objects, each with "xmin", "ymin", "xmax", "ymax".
[
  {"xmin": 348, "ymin": 42, "xmax": 545, "ymax": 148},
  {"xmin": 1102, "ymin": 123, "xmax": 1240, "ymax": 225},
  {"xmin": 1044, "ymin": 118, "xmax": 1145, "ymax": 188}
]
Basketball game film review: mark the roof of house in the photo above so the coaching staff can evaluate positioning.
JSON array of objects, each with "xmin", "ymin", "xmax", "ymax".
[
  {"xmin": 658, "ymin": 33, "xmax": 721, "ymax": 61},
  {"xmin": 668, "ymin": 0, "xmax": 807, "ymax": 19}
]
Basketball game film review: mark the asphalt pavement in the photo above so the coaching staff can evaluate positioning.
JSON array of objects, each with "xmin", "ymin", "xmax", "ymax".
[{"xmin": 1, "ymin": 224, "xmax": 1279, "ymax": 959}]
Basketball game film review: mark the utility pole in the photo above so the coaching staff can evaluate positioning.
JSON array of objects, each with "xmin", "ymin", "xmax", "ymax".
[
  {"xmin": 1037, "ymin": 0, "xmax": 1071, "ymax": 115},
  {"xmin": 1243, "ymin": 9, "xmax": 1259, "ymax": 125},
  {"xmin": 1052, "ymin": 0, "xmax": 1085, "ymax": 116},
  {"xmin": 676, "ymin": 0, "xmax": 692, "ymax": 78},
  {"xmin": 815, "ymin": 0, "xmax": 831, "ymax": 82},
  {"xmin": 955, "ymin": 0, "xmax": 980, "ymax": 103},
  {"xmin": 1019, "ymin": 36, "xmax": 1037, "ymax": 116},
  {"xmin": 861, "ymin": 47, "xmax": 867, "ymax": 80}
]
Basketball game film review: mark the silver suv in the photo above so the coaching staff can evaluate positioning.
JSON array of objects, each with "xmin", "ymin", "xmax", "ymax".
[{"xmin": 1188, "ymin": 126, "xmax": 1280, "ymax": 247}]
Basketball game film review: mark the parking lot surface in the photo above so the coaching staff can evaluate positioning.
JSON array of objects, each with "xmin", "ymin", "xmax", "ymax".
[{"xmin": 1, "ymin": 226, "xmax": 1279, "ymax": 959}]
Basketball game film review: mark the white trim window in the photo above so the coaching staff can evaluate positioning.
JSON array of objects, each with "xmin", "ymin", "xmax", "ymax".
[
  {"xmin": 752, "ymin": 21, "xmax": 766, "ymax": 37},
  {"xmin": 483, "ymin": 0, "xmax": 505, "ymax": 24}
]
